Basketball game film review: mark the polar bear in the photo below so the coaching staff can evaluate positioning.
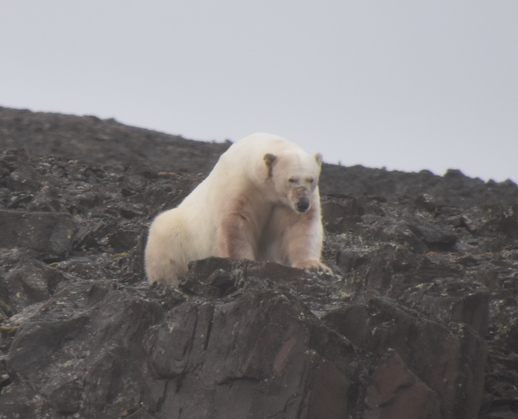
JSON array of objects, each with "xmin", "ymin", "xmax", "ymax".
[{"xmin": 144, "ymin": 132, "xmax": 331, "ymax": 286}]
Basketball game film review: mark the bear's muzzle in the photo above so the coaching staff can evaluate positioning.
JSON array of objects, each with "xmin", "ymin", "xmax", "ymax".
[{"xmin": 296, "ymin": 198, "xmax": 310, "ymax": 213}]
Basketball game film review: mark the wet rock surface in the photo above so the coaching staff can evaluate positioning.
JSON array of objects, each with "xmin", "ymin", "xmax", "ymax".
[{"xmin": 0, "ymin": 107, "xmax": 518, "ymax": 418}]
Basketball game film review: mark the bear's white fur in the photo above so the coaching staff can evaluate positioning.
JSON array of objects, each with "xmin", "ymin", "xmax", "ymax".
[{"xmin": 145, "ymin": 132, "xmax": 331, "ymax": 286}]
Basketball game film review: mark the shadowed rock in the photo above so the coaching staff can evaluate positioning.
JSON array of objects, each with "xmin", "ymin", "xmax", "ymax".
[{"xmin": 0, "ymin": 107, "xmax": 517, "ymax": 418}]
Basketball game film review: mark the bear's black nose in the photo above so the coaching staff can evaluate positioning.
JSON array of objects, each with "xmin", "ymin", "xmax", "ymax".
[{"xmin": 297, "ymin": 200, "xmax": 310, "ymax": 212}]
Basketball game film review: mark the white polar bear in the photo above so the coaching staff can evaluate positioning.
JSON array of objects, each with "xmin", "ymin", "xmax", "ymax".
[{"xmin": 145, "ymin": 132, "xmax": 331, "ymax": 286}]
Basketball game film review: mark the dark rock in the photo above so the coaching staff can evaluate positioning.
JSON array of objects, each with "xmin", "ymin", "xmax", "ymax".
[
  {"xmin": 494, "ymin": 204, "xmax": 518, "ymax": 240},
  {"xmin": 143, "ymin": 276, "xmax": 356, "ymax": 419},
  {"xmin": 1, "ymin": 280, "xmax": 163, "ymax": 419},
  {"xmin": 108, "ymin": 228, "xmax": 141, "ymax": 252},
  {"xmin": 2, "ymin": 258, "xmax": 66, "ymax": 315},
  {"xmin": 399, "ymin": 277, "xmax": 490, "ymax": 336},
  {"xmin": 322, "ymin": 196, "xmax": 365, "ymax": 233},
  {"xmin": 363, "ymin": 349, "xmax": 441, "ymax": 419},
  {"xmin": 323, "ymin": 297, "xmax": 488, "ymax": 418},
  {"xmin": 1, "ymin": 106, "xmax": 518, "ymax": 418},
  {"xmin": 0, "ymin": 107, "xmax": 231, "ymax": 174},
  {"xmin": 0, "ymin": 210, "xmax": 75, "ymax": 259},
  {"xmin": 408, "ymin": 220, "xmax": 458, "ymax": 252},
  {"xmin": 180, "ymin": 257, "xmax": 245, "ymax": 297}
]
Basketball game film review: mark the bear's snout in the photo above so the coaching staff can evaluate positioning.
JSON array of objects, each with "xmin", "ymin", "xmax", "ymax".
[{"xmin": 296, "ymin": 198, "xmax": 310, "ymax": 213}]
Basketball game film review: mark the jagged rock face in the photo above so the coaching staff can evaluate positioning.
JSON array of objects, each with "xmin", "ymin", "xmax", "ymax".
[{"xmin": 0, "ymin": 107, "xmax": 518, "ymax": 418}]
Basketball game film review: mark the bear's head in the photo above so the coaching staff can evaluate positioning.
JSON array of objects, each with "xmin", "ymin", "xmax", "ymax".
[{"xmin": 264, "ymin": 150, "xmax": 322, "ymax": 213}]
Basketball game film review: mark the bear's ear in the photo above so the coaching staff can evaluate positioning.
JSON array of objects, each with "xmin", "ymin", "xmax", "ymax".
[
  {"xmin": 264, "ymin": 153, "xmax": 277, "ymax": 177},
  {"xmin": 314, "ymin": 153, "xmax": 323, "ymax": 166},
  {"xmin": 264, "ymin": 153, "xmax": 277, "ymax": 166}
]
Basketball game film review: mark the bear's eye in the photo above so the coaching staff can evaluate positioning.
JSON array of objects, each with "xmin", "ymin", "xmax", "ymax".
[
  {"xmin": 288, "ymin": 178, "xmax": 298, "ymax": 184},
  {"xmin": 307, "ymin": 178, "xmax": 314, "ymax": 183}
]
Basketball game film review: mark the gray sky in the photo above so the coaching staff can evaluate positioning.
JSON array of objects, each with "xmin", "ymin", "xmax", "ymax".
[{"xmin": 1, "ymin": 1, "xmax": 517, "ymax": 182}]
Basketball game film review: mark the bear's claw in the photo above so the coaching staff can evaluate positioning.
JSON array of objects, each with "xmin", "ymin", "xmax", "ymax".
[{"xmin": 293, "ymin": 260, "xmax": 333, "ymax": 273}]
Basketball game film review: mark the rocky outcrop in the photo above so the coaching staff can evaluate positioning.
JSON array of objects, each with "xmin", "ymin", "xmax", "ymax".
[{"xmin": 0, "ymin": 107, "xmax": 517, "ymax": 418}]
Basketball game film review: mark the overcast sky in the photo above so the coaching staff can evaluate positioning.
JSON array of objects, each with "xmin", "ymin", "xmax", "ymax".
[{"xmin": 1, "ymin": 1, "xmax": 517, "ymax": 182}]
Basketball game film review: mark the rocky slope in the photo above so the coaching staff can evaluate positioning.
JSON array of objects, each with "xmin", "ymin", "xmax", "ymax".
[{"xmin": 0, "ymin": 106, "xmax": 517, "ymax": 418}]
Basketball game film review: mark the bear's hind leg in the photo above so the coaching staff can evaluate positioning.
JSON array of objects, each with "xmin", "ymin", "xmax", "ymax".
[
  {"xmin": 144, "ymin": 209, "xmax": 191, "ymax": 287},
  {"xmin": 145, "ymin": 234, "xmax": 188, "ymax": 287}
]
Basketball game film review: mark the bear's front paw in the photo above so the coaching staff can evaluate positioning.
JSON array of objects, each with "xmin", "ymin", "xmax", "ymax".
[{"xmin": 293, "ymin": 260, "xmax": 333, "ymax": 273}]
